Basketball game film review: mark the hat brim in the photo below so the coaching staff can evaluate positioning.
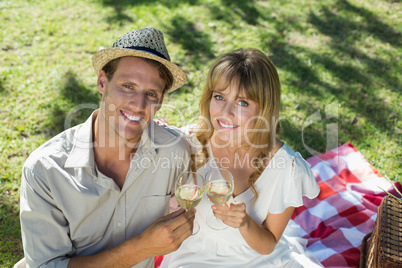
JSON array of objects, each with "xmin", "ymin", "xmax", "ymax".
[{"xmin": 92, "ymin": 48, "xmax": 187, "ymax": 93}]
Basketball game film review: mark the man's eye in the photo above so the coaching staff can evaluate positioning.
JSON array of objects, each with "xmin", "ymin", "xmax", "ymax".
[
  {"xmin": 124, "ymin": 85, "xmax": 132, "ymax": 89},
  {"xmin": 148, "ymin": 92, "xmax": 156, "ymax": 97},
  {"xmin": 238, "ymin": 100, "xmax": 248, "ymax": 107},
  {"xmin": 214, "ymin": 95, "xmax": 224, "ymax": 101}
]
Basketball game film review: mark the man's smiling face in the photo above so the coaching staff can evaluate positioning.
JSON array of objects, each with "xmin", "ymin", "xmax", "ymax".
[{"xmin": 97, "ymin": 56, "xmax": 165, "ymax": 145}]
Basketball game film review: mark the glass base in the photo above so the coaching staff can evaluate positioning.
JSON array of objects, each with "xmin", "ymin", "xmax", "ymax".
[
  {"xmin": 206, "ymin": 215, "xmax": 228, "ymax": 230},
  {"xmin": 192, "ymin": 221, "xmax": 200, "ymax": 235}
]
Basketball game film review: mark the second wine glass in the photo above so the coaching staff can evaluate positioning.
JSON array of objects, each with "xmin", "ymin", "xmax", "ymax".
[
  {"xmin": 205, "ymin": 168, "xmax": 234, "ymax": 230},
  {"xmin": 175, "ymin": 171, "xmax": 204, "ymax": 234}
]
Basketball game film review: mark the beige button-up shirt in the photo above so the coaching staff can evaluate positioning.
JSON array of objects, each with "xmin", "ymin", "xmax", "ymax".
[{"xmin": 20, "ymin": 111, "xmax": 191, "ymax": 268}]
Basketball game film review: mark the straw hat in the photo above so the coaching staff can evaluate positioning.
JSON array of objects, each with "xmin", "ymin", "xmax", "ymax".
[{"xmin": 92, "ymin": 28, "xmax": 186, "ymax": 93}]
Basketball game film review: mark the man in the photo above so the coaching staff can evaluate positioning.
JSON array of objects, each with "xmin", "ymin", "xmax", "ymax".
[{"xmin": 17, "ymin": 28, "xmax": 195, "ymax": 268}]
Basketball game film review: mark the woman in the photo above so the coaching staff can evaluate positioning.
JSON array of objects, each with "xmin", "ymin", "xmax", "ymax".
[{"xmin": 161, "ymin": 48, "xmax": 322, "ymax": 267}]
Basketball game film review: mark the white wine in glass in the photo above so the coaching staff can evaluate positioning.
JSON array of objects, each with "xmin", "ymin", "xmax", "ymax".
[
  {"xmin": 175, "ymin": 184, "xmax": 203, "ymax": 210},
  {"xmin": 175, "ymin": 172, "xmax": 204, "ymax": 234},
  {"xmin": 205, "ymin": 168, "xmax": 234, "ymax": 230},
  {"xmin": 206, "ymin": 180, "xmax": 232, "ymax": 206}
]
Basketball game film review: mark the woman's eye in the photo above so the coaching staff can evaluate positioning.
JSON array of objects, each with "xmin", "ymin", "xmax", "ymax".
[
  {"xmin": 124, "ymin": 85, "xmax": 132, "ymax": 89},
  {"xmin": 214, "ymin": 95, "xmax": 224, "ymax": 101},
  {"xmin": 238, "ymin": 100, "xmax": 249, "ymax": 107}
]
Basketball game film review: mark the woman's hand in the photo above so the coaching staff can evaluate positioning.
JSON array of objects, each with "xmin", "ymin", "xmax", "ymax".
[{"xmin": 212, "ymin": 201, "xmax": 249, "ymax": 229}]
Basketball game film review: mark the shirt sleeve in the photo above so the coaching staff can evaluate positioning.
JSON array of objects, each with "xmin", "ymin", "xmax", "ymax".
[
  {"xmin": 282, "ymin": 152, "xmax": 320, "ymax": 209},
  {"xmin": 20, "ymin": 163, "xmax": 73, "ymax": 268},
  {"xmin": 254, "ymin": 152, "xmax": 320, "ymax": 218}
]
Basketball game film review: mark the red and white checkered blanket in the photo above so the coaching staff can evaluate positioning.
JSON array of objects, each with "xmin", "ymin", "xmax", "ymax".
[
  {"xmin": 289, "ymin": 142, "xmax": 402, "ymax": 267},
  {"xmin": 155, "ymin": 142, "xmax": 401, "ymax": 268}
]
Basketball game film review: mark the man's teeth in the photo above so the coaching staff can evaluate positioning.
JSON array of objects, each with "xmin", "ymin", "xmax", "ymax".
[
  {"xmin": 123, "ymin": 111, "xmax": 141, "ymax": 121},
  {"xmin": 219, "ymin": 121, "xmax": 235, "ymax": 128}
]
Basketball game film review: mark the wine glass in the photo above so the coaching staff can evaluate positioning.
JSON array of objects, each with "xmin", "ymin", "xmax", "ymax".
[
  {"xmin": 205, "ymin": 168, "xmax": 234, "ymax": 230},
  {"xmin": 175, "ymin": 171, "xmax": 204, "ymax": 234}
]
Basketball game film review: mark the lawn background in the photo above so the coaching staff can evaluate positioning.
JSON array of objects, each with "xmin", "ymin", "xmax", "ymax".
[{"xmin": 0, "ymin": 0, "xmax": 401, "ymax": 266}]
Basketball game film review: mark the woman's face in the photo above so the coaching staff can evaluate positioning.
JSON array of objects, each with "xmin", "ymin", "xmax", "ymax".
[{"xmin": 209, "ymin": 77, "xmax": 260, "ymax": 147}]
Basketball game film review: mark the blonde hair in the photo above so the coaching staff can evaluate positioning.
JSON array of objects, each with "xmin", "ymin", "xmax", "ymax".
[{"xmin": 195, "ymin": 48, "xmax": 281, "ymax": 201}]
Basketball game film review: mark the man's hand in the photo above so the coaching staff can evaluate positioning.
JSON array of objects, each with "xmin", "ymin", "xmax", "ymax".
[
  {"xmin": 135, "ymin": 208, "xmax": 196, "ymax": 257},
  {"xmin": 68, "ymin": 208, "xmax": 195, "ymax": 268}
]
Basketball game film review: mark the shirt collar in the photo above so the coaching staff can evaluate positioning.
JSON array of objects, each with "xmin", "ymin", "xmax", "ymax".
[
  {"xmin": 142, "ymin": 120, "xmax": 183, "ymax": 145},
  {"xmin": 65, "ymin": 111, "xmax": 183, "ymax": 168},
  {"xmin": 64, "ymin": 110, "xmax": 97, "ymax": 168}
]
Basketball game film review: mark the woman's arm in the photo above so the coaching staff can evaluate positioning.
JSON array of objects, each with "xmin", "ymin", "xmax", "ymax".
[{"xmin": 212, "ymin": 203, "xmax": 294, "ymax": 255}]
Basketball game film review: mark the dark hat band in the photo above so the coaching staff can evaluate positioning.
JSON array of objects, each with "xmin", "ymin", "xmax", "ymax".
[{"xmin": 122, "ymin": 46, "xmax": 168, "ymax": 61}]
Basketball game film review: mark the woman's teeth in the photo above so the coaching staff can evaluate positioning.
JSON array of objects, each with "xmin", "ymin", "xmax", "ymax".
[
  {"xmin": 123, "ymin": 111, "xmax": 141, "ymax": 122},
  {"xmin": 219, "ymin": 120, "xmax": 235, "ymax": 128}
]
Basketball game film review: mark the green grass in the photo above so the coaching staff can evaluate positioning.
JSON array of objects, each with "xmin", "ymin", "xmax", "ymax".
[{"xmin": 1, "ymin": 0, "xmax": 401, "ymax": 266}]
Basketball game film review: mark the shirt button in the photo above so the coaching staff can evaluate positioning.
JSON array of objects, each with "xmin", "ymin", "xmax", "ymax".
[{"xmin": 117, "ymin": 222, "xmax": 122, "ymax": 227}]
